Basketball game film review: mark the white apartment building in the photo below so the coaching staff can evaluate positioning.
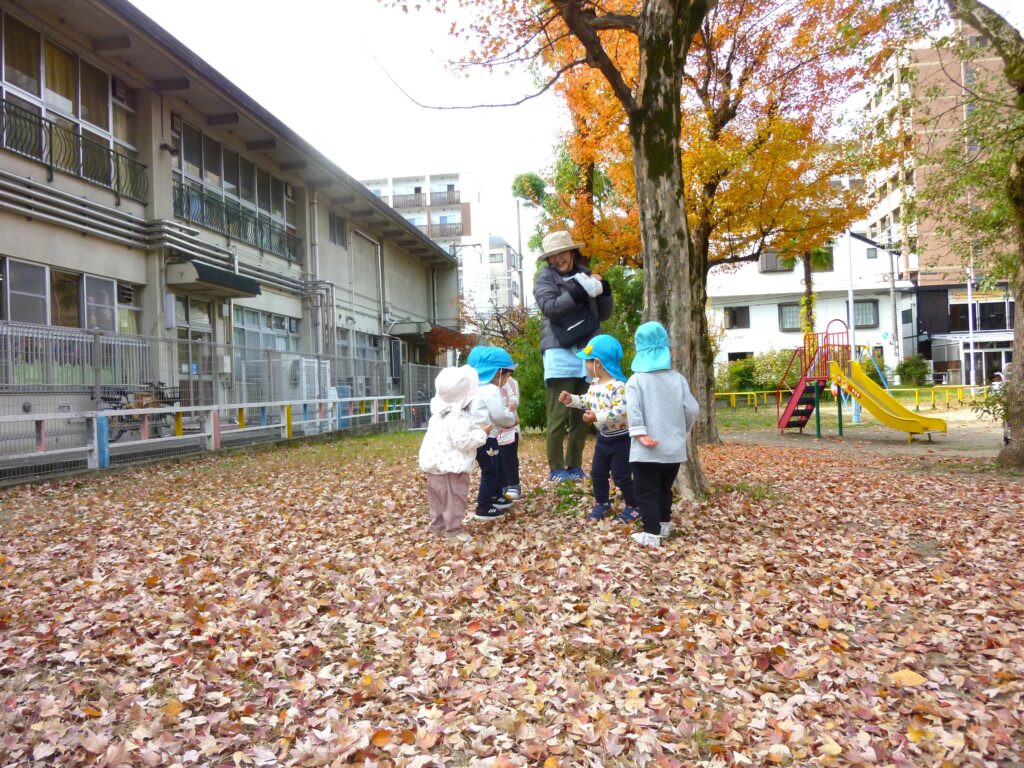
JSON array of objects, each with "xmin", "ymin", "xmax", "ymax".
[
  {"xmin": 709, "ymin": 231, "xmax": 916, "ymax": 375},
  {"xmin": 362, "ymin": 172, "xmax": 525, "ymax": 315},
  {"xmin": 487, "ymin": 236, "xmax": 523, "ymax": 311}
]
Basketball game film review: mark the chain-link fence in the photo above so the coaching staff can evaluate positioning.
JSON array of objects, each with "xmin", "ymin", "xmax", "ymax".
[{"xmin": 0, "ymin": 322, "xmax": 441, "ymax": 483}]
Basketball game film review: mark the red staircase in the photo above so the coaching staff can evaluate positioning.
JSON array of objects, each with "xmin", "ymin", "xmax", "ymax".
[{"xmin": 777, "ymin": 320, "xmax": 851, "ymax": 434}]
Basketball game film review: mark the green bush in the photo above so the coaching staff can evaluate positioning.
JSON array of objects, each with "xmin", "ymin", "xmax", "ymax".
[
  {"xmin": 714, "ymin": 348, "xmax": 802, "ymax": 392},
  {"xmin": 895, "ymin": 354, "xmax": 930, "ymax": 386}
]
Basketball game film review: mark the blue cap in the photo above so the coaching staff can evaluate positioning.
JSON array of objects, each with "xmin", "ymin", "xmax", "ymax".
[
  {"xmin": 466, "ymin": 345, "xmax": 516, "ymax": 383},
  {"xmin": 632, "ymin": 322, "xmax": 671, "ymax": 372},
  {"xmin": 576, "ymin": 334, "xmax": 626, "ymax": 382}
]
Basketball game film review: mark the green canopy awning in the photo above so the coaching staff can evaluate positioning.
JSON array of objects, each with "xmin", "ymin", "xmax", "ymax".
[{"xmin": 166, "ymin": 261, "xmax": 261, "ymax": 299}]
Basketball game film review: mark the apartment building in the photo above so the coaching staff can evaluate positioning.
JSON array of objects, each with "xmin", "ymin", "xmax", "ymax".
[
  {"xmin": 0, "ymin": 0, "xmax": 458, "ymax": 419},
  {"xmin": 709, "ymin": 232, "xmax": 916, "ymax": 376},
  {"xmin": 486, "ymin": 236, "xmax": 523, "ymax": 311},
  {"xmin": 362, "ymin": 172, "xmax": 524, "ymax": 314},
  {"xmin": 863, "ymin": 23, "xmax": 1013, "ymax": 384}
]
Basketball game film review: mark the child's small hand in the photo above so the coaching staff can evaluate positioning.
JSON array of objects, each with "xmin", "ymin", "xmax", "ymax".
[
  {"xmin": 482, "ymin": 423, "xmax": 494, "ymax": 435},
  {"xmin": 638, "ymin": 435, "xmax": 659, "ymax": 448},
  {"xmin": 558, "ymin": 391, "xmax": 573, "ymax": 405},
  {"xmin": 582, "ymin": 410, "xmax": 597, "ymax": 424}
]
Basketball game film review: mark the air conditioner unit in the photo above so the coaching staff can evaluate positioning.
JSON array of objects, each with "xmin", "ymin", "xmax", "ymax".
[
  {"xmin": 112, "ymin": 77, "xmax": 129, "ymax": 103},
  {"xmin": 170, "ymin": 113, "xmax": 182, "ymax": 134}
]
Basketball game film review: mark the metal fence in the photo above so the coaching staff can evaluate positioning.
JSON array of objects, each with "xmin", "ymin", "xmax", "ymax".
[{"xmin": 0, "ymin": 322, "xmax": 440, "ymax": 483}]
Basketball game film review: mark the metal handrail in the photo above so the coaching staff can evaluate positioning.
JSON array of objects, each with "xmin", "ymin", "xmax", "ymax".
[
  {"xmin": 0, "ymin": 98, "xmax": 148, "ymax": 202},
  {"xmin": 172, "ymin": 177, "xmax": 303, "ymax": 264}
]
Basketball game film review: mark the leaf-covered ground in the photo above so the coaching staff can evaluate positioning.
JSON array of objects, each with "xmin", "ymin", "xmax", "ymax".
[{"xmin": 1, "ymin": 432, "xmax": 1022, "ymax": 767}]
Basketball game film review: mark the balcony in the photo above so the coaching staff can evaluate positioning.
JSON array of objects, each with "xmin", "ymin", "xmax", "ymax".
[
  {"xmin": 430, "ymin": 189, "xmax": 460, "ymax": 205},
  {"xmin": 1, "ymin": 99, "xmax": 148, "ymax": 203},
  {"xmin": 431, "ymin": 222, "xmax": 464, "ymax": 238},
  {"xmin": 393, "ymin": 192, "xmax": 426, "ymax": 208},
  {"xmin": 172, "ymin": 177, "xmax": 303, "ymax": 264}
]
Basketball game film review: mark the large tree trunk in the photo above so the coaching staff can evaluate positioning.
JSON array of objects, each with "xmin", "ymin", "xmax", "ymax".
[
  {"xmin": 999, "ymin": 153, "xmax": 1024, "ymax": 466},
  {"xmin": 629, "ymin": 5, "xmax": 708, "ymax": 497},
  {"xmin": 691, "ymin": 219, "xmax": 721, "ymax": 445}
]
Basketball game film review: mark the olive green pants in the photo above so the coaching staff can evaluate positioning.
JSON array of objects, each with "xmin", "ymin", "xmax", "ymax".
[{"xmin": 545, "ymin": 377, "xmax": 590, "ymax": 471}]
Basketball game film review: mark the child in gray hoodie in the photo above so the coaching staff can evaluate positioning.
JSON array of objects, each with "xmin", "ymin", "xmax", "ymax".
[{"xmin": 625, "ymin": 321, "xmax": 700, "ymax": 548}]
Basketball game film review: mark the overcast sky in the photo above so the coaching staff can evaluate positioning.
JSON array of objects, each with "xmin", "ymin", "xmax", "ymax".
[
  {"xmin": 125, "ymin": 0, "xmax": 1024, "ymax": 264},
  {"xmin": 126, "ymin": 0, "xmax": 564, "ymax": 264}
]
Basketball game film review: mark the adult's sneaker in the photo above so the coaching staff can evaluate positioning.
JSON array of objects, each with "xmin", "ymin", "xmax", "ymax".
[
  {"xmin": 472, "ymin": 507, "xmax": 506, "ymax": 521},
  {"xmin": 548, "ymin": 469, "xmax": 571, "ymax": 482},
  {"xmin": 565, "ymin": 467, "xmax": 587, "ymax": 481},
  {"xmin": 616, "ymin": 506, "xmax": 641, "ymax": 523},
  {"xmin": 631, "ymin": 532, "xmax": 661, "ymax": 547},
  {"xmin": 492, "ymin": 495, "xmax": 514, "ymax": 509},
  {"xmin": 659, "ymin": 522, "xmax": 672, "ymax": 538},
  {"xmin": 504, "ymin": 485, "xmax": 522, "ymax": 499},
  {"xmin": 588, "ymin": 502, "xmax": 612, "ymax": 521}
]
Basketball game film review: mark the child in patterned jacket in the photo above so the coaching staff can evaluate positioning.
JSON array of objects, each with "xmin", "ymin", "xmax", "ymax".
[{"xmin": 558, "ymin": 334, "xmax": 638, "ymax": 521}]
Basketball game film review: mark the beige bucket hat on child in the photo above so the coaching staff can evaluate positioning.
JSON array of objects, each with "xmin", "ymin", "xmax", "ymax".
[{"xmin": 539, "ymin": 230, "xmax": 584, "ymax": 261}]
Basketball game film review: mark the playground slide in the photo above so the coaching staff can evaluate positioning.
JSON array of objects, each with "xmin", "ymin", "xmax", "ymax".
[{"xmin": 828, "ymin": 361, "xmax": 947, "ymax": 437}]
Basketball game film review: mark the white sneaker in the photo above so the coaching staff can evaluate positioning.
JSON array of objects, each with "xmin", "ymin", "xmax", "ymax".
[
  {"xmin": 445, "ymin": 531, "xmax": 471, "ymax": 542},
  {"xmin": 631, "ymin": 532, "xmax": 661, "ymax": 547},
  {"xmin": 659, "ymin": 523, "xmax": 672, "ymax": 538}
]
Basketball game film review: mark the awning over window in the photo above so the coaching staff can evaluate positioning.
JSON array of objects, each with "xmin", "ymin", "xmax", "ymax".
[
  {"xmin": 166, "ymin": 261, "xmax": 261, "ymax": 299},
  {"xmin": 390, "ymin": 321, "xmax": 433, "ymax": 337}
]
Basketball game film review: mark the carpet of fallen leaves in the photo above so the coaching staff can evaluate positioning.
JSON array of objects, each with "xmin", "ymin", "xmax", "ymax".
[{"xmin": 1, "ymin": 432, "xmax": 1022, "ymax": 767}]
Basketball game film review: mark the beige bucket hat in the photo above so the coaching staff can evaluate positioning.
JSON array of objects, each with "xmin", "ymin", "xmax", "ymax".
[{"xmin": 539, "ymin": 230, "xmax": 584, "ymax": 261}]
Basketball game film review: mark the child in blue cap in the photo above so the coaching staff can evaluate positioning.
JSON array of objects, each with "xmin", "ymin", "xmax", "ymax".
[
  {"xmin": 625, "ymin": 321, "xmax": 699, "ymax": 547},
  {"xmin": 558, "ymin": 334, "xmax": 638, "ymax": 521},
  {"xmin": 466, "ymin": 345, "xmax": 519, "ymax": 521}
]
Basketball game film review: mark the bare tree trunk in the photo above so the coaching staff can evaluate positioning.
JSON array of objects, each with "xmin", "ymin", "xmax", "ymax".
[
  {"xmin": 691, "ymin": 221, "xmax": 721, "ymax": 445},
  {"xmin": 802, "ymin": 253, "xmax": 816, "ymax": 333},
  {"xmin": 629, "ymin": 10, "xmax": 708, "ymax": 497},
  {"xmin": 999, "ymin": 153, "xmax": 1024, "ymax": 466}
]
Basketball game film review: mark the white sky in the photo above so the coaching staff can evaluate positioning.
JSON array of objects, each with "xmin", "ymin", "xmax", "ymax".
[
  {"xmin": 125, "ymin": 0, "xmax": 567, "ymax": 264},
  {"xmin": 125, "ymin": 0, "xmax": 1024, "ymax": 265}
]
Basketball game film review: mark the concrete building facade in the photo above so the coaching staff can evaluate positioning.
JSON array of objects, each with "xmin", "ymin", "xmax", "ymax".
[{"xmin": 0, "ymin": 0, "xmax": 458, "ymax": 419}]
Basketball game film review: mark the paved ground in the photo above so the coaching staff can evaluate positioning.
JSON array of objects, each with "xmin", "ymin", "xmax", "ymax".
[{"xmin": 725, "ymin": 407, "xmax": 1005, "ymax": 461}]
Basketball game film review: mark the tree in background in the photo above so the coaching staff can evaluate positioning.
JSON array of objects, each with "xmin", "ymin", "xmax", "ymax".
[{"xmin": 931, "ymin": 0, "xmax": 1024, "ymax": 466}]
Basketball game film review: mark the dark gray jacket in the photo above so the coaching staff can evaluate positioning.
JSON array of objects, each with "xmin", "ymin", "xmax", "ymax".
[{"xmin": 534, "ymin": 265, "xmax": 614, "ymax": 353}]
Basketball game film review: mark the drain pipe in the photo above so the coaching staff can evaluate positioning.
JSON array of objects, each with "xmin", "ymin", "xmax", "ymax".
[{"xmin": 309, "ymin": 190, "xmax": 322, "ymax": 354}]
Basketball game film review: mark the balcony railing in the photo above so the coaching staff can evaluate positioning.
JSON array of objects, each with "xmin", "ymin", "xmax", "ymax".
[
  {"xmin": 172, "ymin": 177, "xmax": 303, "ymax": 264},
  {"xmin": 430, "ymin": 189, "xmax": 460, "ymax": 205},
  {"xmin": 0, "ymin": 98, "xmax": 148, "ymax": 203},
  {"xmin": 393, "ymin": 192, "xmax": 426, "ymax": 208},
  {"xmin": 431, "ymin": 222, "xmax": 464, "ymax": 238}
]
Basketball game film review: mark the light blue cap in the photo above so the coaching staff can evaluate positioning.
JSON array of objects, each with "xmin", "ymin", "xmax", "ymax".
[
  {"xmin": 466, "ymin": 345, "xmax": 516, "ymax": 383},
  {"xmin": 631, "ymin": 322, "xmax": 672, "ymax": 372},
  {"xmin": 576, "ymin": 334, "xmax": 626, "ymax": 381}
]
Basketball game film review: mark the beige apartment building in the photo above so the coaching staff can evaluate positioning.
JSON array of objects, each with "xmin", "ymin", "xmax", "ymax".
[
  {"xmin": 0, "ymin": 0, "xmax": 459, "ymax": 427},
  {"xmin": 865, "ymin": 22, "xmax": 1013, "ymax": 384}
]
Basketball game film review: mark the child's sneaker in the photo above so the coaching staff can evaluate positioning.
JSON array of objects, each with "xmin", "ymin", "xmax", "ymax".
[
  {"xmin": 659, "ymin": 522, "xmax": 672, "ymax": 538},
  {"xmin": 565, "ymin": 467, "xmax": 587, "ymax": 481},
  {"xmin": 587, "ymin": 502, "xmax": 612, "ymax": 520},
  {"xmin": 504, "ymin": 485, "xmax": 522, "ymax": 499},
  {"xmin": 631, "ymin": 532, "xmax": 660, "ymax": 547},
  {"xmin": 472, "ymin": 507, "xmax": 506, "ymax": 521},
  {"xmin": 616, "ymin": 506, "xmax": 641, "ymax": 523},
  {"xmin": 492, "ymin": 494, "xmax": 514, "ymax": 509},
  {"xmin": 445, "ymin": 531, "xmax": 472, "ymax": 542}
]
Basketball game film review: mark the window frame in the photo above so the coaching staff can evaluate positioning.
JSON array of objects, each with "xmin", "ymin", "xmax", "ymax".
[
  {"xmin": 845, "ymin": 299, "xmax": 880, "ymax": 329},
  {"xmin": 778, "ymin": 302, "xmax": 802, "ymax": 332},
  {"xmin": 724, "ymin": 306, "xmax": 750, "ymax": 329}
]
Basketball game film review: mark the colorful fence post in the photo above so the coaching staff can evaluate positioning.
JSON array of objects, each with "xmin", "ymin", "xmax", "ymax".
[
  {"xmin": 237, "ymin": 407, "xmax": 246, "ymax": 430},
  {"xmin": 174, "ymin": 411, "xmax": 183, "ymax": 436},
  {"xmin": 95, "ymin": 414, "xmax": 110, "ymax": 469}
]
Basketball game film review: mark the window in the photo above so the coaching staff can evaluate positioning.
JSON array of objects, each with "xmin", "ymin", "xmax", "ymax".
[
  {"xmin": 117, "ymin": 283, "xmax": 141, "ymax": 335},
  {"xmin": 727, "ymin": 352, "xmax": 752, "ymax": 361},
  {"xmin": 4, "ymin": 15, "xmax": 41, "ymax": 95},
  {"xmin": 779, "ymin": 303, "xmax": 801, "ymax": 332},
  {"xmin": 232, "ymin": 306, "xmax": 300, "ymax": 351},
  {"xmin": 80, "ymin": 60, "xmax": 108, "ymax": 129},
  {"xmin": 846, "ymin": 299, "xmax": 879, "ymax": 329},
  {"xmin": 329, "ymin": 212, "xmax": 347, "ymax": 246},
  {"xmin": 979, "ymin": 301, "xmax": 1009, "ymax": 331},
  {"xmin": 489, "ymin": 251, "xmax": 503, "ymax": 263},
  {"xmin": 182, "ymin": 123, "xmax": 202, "ymax": 178},
  {"xmin": 866, "ymin": 247, "xmax": 877, "ymax": 259},
  {"xmin": 6, "ymin": 259, "xmax": 47, "ymax": 324},
  {"xmin": 43, "ymin": 41, "xmax": 76, "ymax": 115},
  {"xmin": 85, "ymin": 275, "xmax": 115, "ymax": 331},
  {"xmin": 203, "ymin": 135, "xmax": 222, "ymax": 188},
  {"xmin": 724, "ymin": 306, "xmax": 750, "ymax": 329},
  {"xmin": 50, "ymin": 269, "xmax": 81, "ymax": 327},
  {"xmin": 759, "ymin": 251, "xmax": 792, "ymax": 273}
]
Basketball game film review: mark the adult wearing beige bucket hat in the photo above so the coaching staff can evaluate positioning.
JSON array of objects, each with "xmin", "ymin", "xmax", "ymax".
[{"xmin": 533, "ymin": 230, "xmax": 614, "ymax": 481}]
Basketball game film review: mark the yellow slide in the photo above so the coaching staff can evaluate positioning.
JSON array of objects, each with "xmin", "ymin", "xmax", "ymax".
[{"xmin": 829, "ymin": 361, "xmax": 947, "ymax": 440}]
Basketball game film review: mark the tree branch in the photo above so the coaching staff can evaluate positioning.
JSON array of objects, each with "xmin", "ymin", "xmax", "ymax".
[{"xmin": 552, "ymin": 0, "xmax": 640, "ymax": 114}]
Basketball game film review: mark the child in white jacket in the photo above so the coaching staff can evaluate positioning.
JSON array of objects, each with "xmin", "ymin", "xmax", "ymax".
[{"xmin": 418, "ymin": 366, "xmax": 490, "ymax": 540}]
